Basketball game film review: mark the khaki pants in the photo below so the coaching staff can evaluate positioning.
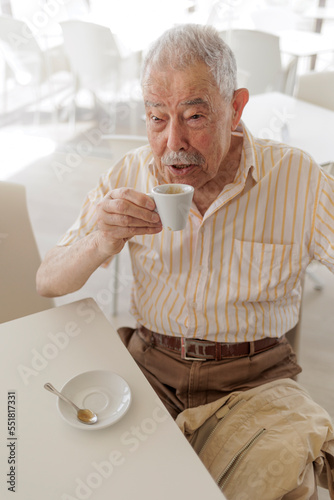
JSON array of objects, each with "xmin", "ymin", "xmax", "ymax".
[
  {"xmin": 176, "ymin": 378, "xmax": 334, "ymax": 499},
  {"xmin": 118, "ymin": 327, "xmax": 301, "ymax": 419}
]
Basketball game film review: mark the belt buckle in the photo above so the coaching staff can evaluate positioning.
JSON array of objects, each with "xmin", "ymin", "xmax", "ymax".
[{"xmin": 181, "ymin": 338, "xmax": 207, "ymax": 361}]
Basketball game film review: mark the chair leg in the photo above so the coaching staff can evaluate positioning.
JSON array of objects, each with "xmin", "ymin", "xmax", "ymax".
[
  {"xmin": 306, "ymin": 267, "xmax": 324, "ymax": 291},
  {"xmin": 112, "ymin": 254, "xmax": 119, "ymax": 317},
  {"xmin": 2, "ymin": 62, "xmax": 9, "ymax": 114}
]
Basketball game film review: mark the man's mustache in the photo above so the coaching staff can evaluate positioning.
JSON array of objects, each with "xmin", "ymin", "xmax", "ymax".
[{"xmin": 161, "ymin": 151, "xmax": 205, "ymax": 166}]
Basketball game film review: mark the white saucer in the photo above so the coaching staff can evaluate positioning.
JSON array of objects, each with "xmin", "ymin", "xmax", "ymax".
[{"xmin": 57, "ymin": 370, "xmax": 131, "ymax": 430}]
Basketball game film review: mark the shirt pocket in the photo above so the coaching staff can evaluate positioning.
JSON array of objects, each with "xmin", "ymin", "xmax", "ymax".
[{"xmin": 230, "ymin": 239, "xmax": 301, "ymax": 303}]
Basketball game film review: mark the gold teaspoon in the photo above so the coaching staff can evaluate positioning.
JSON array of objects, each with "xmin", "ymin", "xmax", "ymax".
[{"xmin": 44, "ymin": 382, "xmax": 98, "ymax": 425}]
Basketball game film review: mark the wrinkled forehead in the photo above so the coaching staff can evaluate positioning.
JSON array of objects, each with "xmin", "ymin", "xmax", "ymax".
[{"xmin": 142, "ymin": 61, "xmax": 220, "ymax": 100}]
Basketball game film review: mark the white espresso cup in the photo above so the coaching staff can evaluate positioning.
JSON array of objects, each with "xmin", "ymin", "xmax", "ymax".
[{"xmin": 150, "ymin": 184, "xmax": 194, "ymax": 231}]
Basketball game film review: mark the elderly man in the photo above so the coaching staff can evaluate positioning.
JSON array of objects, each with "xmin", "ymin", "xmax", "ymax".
[
  {"xmin": 37, "ymin": 24, "xmax": 334, "ymax": 487},
  {"xmin": 37, "ymin": 22, "xmax": 334, "ymax": 412}
]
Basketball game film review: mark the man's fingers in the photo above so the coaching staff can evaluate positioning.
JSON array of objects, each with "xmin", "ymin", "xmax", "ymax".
[
  {"xmin": 99, "ymin": 224, "xmax": 162, "ymax": 242},
  {"xmin": 106, "ymin": 199, "xmax": 159, "ymax": 223},
  {"xmin": 99, "ymin": 212, "xmax": 161, "ymax": 229},
  {"xmin": 110, "ymin": 187, "xmax": 155, "ymax": 209},
  {"xmin": 99, "ymin": 189, "xmax": 158, "ymax": 224}
]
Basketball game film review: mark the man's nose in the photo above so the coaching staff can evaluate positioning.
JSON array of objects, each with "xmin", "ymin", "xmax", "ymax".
[{"xmin": 166, "ymin": 119, "xmax": 189, "ymax": 151}]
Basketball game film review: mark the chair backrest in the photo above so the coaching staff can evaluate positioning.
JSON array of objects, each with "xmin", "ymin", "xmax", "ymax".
[
  {"xmin": 220, "ymin": 29, "xmax": 284, "ymax": 95},
  {"xmin": 60, "ymin": 20, "xmax": 121, "ymax": 93},
  {"xmin": 0, "ymin": 181, "xmax": 54, "ymax": 323},
  {"xmin": 294, "ymin": 71, "xmax": 334, "ymax": 112},
  {"xmin": 0, "ymin": 15, "xmax": 43, "ymax": 83}
]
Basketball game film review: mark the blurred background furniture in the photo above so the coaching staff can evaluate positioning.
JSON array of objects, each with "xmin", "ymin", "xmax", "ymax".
[
  {"xmin": 286, "ymin": 316, "xmax": 301, "ymax": 358},
  {"xmin": 0, "ymin": 181, "xmax": 54, "ymax": 323},
  {"xmin": 286, "ymin": 278, "xmax": 305, "ymax": 360},
  {"xmin": 246, "ymin": 6, "xmax": 334, "ymax": 74},
  {"xmin": 243, "ymin": 91, "xmax": 334, "ymax": 165},
  {"xmin": 60, "ymin": 19, "xmax": 142, "ymax": 130},
  {"xmin": 0, "ymin": 15, "xmax": 71, "ymax": 124},
  {"xmin": 278, "ymin": 29, "xmax": 334, "ymax": 73},
  {"xmin": 294, "ymin": 70, "xmax": 334, "ymax": 111},
  {"xmin": 294, "ymin": 70, "xmax": 334, "ymax": 176},
  {"xmin": 251, "ymin": 6, "xmax": 304, "ymax": 33},
  {"xmin": 304, "ymin": 4, "xmax": 334, "ymax": 33},
  {"xmin": 220, "ymin": 29, "xmax": 298, "ymax": 96},
  {"xmin": 303, "ymin": 3, "xmax": 334, "ymax": 68}
]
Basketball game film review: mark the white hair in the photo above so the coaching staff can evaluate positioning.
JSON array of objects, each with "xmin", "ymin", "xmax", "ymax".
[{"xmin": 141, "ymin": 24, "xmax": 237, "ymax": 101}]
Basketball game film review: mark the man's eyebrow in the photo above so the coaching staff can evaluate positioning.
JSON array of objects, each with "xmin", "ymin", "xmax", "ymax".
[
  {"xmin": 144, "ymin": 98, "xmax": 210, "ymax": 108},
  {"xmin": 144, "ymin": 100, "xmax": 163, "ymax": 108},
  {"xmin": 180, "ymin": 98, "xmax": 209, "ymax": 107}
]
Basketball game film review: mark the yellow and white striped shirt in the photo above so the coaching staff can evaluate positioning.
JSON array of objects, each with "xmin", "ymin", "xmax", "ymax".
[{"xmin": 59, "ymin": 123, "xmax": 334, "ymax": 342}]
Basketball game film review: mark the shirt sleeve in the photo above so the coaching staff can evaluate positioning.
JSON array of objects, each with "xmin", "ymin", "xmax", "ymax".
[
  {"xmin": 313, "ymin": 169, "xmax": 334, "ymax": 272},
  {"xmin": 57, "ymin": 173, "xmax": 109, "ymax": 247}
]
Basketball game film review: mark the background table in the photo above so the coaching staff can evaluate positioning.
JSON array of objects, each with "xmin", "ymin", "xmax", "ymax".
[
  {"xmin": 278, "ymin": 28, "xmax": 334, "ymax": 72},
  {"xmin": 242, "ymin": 91, "xmax": 334, "ymax": 165},
  {"xmin": 303, "ymin": 6, "xmax": 334, "ymax": 32},
  {"xmin": 0, "ymin": 299, "xmax": 224, "ymax": 499},
  {"xmin": 278, "ymin": 29, "xmax": 334, "ymax": 59}
]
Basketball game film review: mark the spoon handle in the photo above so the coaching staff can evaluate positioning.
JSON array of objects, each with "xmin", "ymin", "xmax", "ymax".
[{"xmin": 44, "ymin": 382, "xmax": 80, "ymax": 412}]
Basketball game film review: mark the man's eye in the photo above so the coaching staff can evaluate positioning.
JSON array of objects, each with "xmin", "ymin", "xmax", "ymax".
[
  {"xmin": 151, "ymin": 116, "xmax": 161, "ymax": 122},
  {"xmin": 190, "ymin": 114, "xmax": 203, "ymax": 120}
]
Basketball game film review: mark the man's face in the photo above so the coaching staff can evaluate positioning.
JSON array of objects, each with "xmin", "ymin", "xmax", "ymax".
[{"xmin": 143, "ymin": 61, "xmax": 240, "ymax": 190}]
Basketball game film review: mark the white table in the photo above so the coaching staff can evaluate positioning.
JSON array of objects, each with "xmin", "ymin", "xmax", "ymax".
[
  {"xmin": 303, "ymin": 6, "xmax": 334, "ymax": 32},
  {"xmin": 301, "ymin": 6, "xmax": 334, "ymax": 67},
  {"xmin": 278, "ymin": 28, "xmax": 334, "ymax": 72},
  {"xmin": 242, "ymin": 91, "xmax": 334, "ymax": 165},
  {"xmin": 0, "ymin": 299, "xmax": 224, "ymax": 499},
  {"xmin": 279, "ymin": 29, "xmax": 334, "ymax": 59}
]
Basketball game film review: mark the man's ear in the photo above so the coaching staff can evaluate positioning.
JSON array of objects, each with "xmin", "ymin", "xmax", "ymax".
[{"xmin": 231, "ymin": 88, "xmax": 249, "ymax": 130}]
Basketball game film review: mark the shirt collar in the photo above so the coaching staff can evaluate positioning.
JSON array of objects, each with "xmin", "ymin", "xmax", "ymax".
[{"xmin": 240, "ymin": 121, "xmax": 260, "ymax": 183}]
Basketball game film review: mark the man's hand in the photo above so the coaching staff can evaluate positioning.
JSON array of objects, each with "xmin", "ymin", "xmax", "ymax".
[
  {"xmin": 96, "ymin": 187, "xmax": 162, "ymax": 257},
  {"xmin": 36, "ymin": 188, "xmax": 162, "ymax": 298}
]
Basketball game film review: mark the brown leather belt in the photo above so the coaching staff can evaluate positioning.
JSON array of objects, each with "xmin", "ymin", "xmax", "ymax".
[{"xmin": 139, "ymin": 326, "xmax": 282, "ymax": 361}]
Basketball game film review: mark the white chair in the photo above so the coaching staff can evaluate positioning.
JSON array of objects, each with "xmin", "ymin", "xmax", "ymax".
[
  {"xmin": 286, "ymin": 321, "xmax": 301, "ymax": 361},
  {"xmin": 220, "ymin": 29, "xmax": 298, "ymax": 96},
  {"xmin": 285, "ymin": 279, "xmax": 305, "ymax": 361},
  {"xmin": 294, "ymin": 70, "xmax": 334, "ymax": 112},
  {"xmin": 0, "ymin": 181, "xmax": 54, "ymax": 323},
  {"xmin": 60, "ymin": 20, "xmax": 141, "ymax": 129},
  {"xmin": 0, "ymin": 15, "xmax": 71, "ymax": 121}
]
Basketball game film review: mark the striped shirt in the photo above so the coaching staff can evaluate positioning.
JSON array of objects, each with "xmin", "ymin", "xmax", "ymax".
[{"xmin": 58, "ymin": 123, "xmax": 334, "ymax": 342}]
